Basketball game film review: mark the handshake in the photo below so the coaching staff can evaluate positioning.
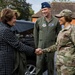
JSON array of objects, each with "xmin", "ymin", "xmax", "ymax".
[{"xmin": 35, "ymin": 48, "xmax": 43, "ymax": 55}]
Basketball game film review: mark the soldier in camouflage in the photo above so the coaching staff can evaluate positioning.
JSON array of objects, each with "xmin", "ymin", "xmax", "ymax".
[{"xmin": 35, "ymin": 9, "xmax": 75, "ymax": 75}]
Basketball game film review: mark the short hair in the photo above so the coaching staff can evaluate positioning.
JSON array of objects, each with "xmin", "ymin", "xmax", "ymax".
[{"xmin": 0, "ymin": 8, "xmax": 19, "ymax": 23}]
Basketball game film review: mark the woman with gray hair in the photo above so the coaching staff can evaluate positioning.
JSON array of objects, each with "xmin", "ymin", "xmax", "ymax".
[{"xmin": 35, "ymin": 9, "xmax": 75, "ymax": 75}]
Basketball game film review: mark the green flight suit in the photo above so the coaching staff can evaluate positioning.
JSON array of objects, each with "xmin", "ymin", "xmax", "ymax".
[{"xmin": 34, "ymin": 16, "xmax": 61, "ymax": 75}]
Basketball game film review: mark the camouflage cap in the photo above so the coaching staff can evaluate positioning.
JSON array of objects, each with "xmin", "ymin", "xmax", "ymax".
[{"xmin": 56, "ymin": 9, "xmax": 72, "ymax": 17}]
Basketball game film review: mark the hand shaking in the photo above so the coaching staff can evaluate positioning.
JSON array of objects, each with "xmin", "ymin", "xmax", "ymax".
[{"xmin": 35, "ymin": 48, "xmax": 43, "ymax": 55}]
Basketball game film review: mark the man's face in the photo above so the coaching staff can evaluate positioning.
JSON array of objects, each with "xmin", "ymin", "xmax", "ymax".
[
  {"xmin": 7, "ymin": 15, "xmax": 17, "ymax": 26},
  {"xmin": 41, "ymin": 8, "xmax": 51, "ymax": 17}
]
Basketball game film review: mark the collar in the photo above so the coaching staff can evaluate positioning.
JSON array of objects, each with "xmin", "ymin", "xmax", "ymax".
[
  {"xmin": 43, "ymin": 15, "xmax": 53, "ymax": 23},
  {"xmin": 61, "ymin": 25, "xmax": 71, "ymax": 32},
  {"xmin": 0, "ymin": 22, "xmax": 12, "ymax": 28}
]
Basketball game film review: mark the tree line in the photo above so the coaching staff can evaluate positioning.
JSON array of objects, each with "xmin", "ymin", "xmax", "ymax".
[{"xmin": 0, "ymin": 0, "xmax": 34, "ymax": 21}]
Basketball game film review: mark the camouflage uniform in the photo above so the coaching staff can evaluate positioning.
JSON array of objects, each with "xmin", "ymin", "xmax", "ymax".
[{"xmin": 43, "ymin": 25, "xmax": 75, "ymax": 75}]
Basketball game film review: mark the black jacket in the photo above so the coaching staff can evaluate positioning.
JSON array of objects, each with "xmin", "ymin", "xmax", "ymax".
[{"xmin": 0, "ymin": 22, "xmax": 34, "ymax": 75}]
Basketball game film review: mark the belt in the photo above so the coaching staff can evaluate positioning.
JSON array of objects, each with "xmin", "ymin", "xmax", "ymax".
[{"xmin": 59, "ymin": 45, "xmax": 71, "ymax": 50}]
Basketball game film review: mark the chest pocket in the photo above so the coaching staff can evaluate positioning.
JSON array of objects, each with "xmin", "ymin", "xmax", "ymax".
[
  {"xmin": 39, "ymin": 23, "xmax": 47, "ymax": 31},
  {"xmin": 57, "ymin": 29, "xmax": 71, "ymax": 45}
]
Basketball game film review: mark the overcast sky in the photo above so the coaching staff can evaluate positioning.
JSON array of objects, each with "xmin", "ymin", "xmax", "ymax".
[{"xmin": 26, "ymin": 0, "xmax": 75, "ymax": 13}]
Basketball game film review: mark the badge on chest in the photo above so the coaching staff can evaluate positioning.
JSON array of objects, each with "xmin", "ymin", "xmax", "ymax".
[
  {"xmin": 42, "ymin": 24, "xmax": 46, "ymax": 27},
  {"xmin": 48, "ymin": 23, "xmax": 54, "ymax": 27}
]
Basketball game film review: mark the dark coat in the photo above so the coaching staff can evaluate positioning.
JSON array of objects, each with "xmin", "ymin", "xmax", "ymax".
[
  {"xmin": 12, "ymin": 51, "xmax": 27, "ymax": 75},
  {"xmin": 0, "ymin": 22, "xmax": 34, "ymax": 75}
]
